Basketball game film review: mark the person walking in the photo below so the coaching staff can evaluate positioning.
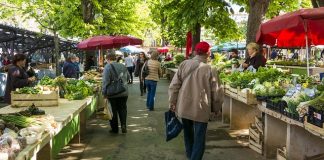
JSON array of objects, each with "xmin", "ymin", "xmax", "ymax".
[
  {"xmin": 134, "ymin": 52, "xmax": 148, "ymax": 96},
  {"xmin": 144, "ymin": 51, "xmax": 162, "ymax": 111},
  {"xmin": 169, "ymin": 42, "xmax": 223, "ymax": 160},
  {"xmin": 4, "ymin": 54, "xmax": 36, "ymax": 104},
  {"xmin": 63, "ymin": 55, "xmax": 78, "ymax": 78},
  {"xmin": 124, "ymin": 53, "xmax": 134, "ymax": 84},
  {"xmin": 102, "ymin": 53, "xmax": 130, "ymax": 134}
]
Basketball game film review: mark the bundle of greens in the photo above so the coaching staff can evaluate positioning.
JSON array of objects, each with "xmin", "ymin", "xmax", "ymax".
[
  {"xmin": 64, "ymin": 80, "xmax": 93, "ymax": 100},
  {"xmin": 255, "ymin": 67, "xmax": 285, "ymax": 84},
  {"xmin": 308, "ymin": 92, "xmax": 324, "ymax": 111},
  {"xmin": 229, "ymin": 71, "xmax": 256, "ymax": 89},
  {"xmin": 173, "ymin": 54, "xmax": 185, "ymax": 65},
  {"xmin": 39, "ymin": 76, "xmax": 55, "ymax": 86},
  {"xmin": 14, "ymin": 87, "xmax": 42, "ymax": 94},
  {"xmin": 0, "ymin": 115, "xmax": 36, "ymax": 128}
]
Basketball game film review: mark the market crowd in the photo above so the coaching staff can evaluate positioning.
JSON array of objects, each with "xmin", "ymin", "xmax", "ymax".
[{"xmin": 0, "ymin": 41, "xmax": 266, "ymax": 160}]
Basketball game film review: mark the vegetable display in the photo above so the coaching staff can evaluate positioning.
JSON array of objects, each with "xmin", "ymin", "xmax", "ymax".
[
  {"xmin": 64, "ymin": 79, "xmax": 93, "ymax": 100},
  {"xmin": 39, "ymin": 76, "xmax": 55, "ymax": 86},
  {"xmin": 14, "ymin": 87, "xmax": 42, "ymax": 94}
]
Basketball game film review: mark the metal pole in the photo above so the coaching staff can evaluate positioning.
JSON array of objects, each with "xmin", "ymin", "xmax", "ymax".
[{"xmin": 304, "ymin": 20, "xmax": 310, "ymax": 76}]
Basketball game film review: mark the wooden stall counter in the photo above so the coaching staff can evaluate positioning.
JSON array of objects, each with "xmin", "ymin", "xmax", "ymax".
[
  {"xmin": 258, "ymin": 103, "xmax": 324, "ymax": 160},
  {"xmin": 0, "ymin": 95, "xmax": 98, "ymax": 160}
]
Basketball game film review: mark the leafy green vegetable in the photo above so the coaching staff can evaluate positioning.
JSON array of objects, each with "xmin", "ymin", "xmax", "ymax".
[
  {"xmin": 39, "ymin": 76, "xmax": 55, "ymax": 86},
  {"xmin": 64, "ymin": 79, "xmax": 93, "ymax": 100},
  {"xmin": 14, "ymin": 87, "xmax": 42, "ymax": 94}
]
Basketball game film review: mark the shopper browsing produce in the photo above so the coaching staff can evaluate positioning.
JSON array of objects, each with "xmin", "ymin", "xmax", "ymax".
[
  {"xmin": 4, "ymin": 54, "xmax": 36, "ymax": 104},
  {"xmin": 242, "ymin": 42, "xmax": 266, "ymax": 70},
  {"xmin": 63, "ymin": 55, "xmax": 78, "ymax": 78}
]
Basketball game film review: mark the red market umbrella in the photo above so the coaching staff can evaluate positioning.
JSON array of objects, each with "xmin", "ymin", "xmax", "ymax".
[
  {"xmin": 256, "ymin": 7, "xmax": 324, "ymax": 75},
  {"xmin": 256, "ymin": 7, "xmax": 324, "ymax": 47},
  {"xmin": 77, "ymin": 35, "xmax": 143, "ymax": 50},
  {"xmin": 157, "ymin": 47, "xmax": 169, "ymax": 53}
]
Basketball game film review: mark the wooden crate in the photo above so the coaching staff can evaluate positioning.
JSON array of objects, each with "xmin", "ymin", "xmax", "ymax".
[
  {"xmin": 11, "ymin": 91, "xmax": 59, "ymax": 107},
  {"xmin": 249, "ymin": 137, "xmax": 263, "ymax": 155},
  {"xmin": 277, "ymin": 148, "xmax": 287, "ymax": 160},
  {"xmin": 225, "ymin": 86, "xmax": 238, "ymax": 99},
  {"xmin": 237, "ymin": 89, "xmax": 258, "ymax": 105},
  {"xmin": 255, "ymin": 117, "xmax": 264, "ymax": 134},
  {"xmin": 249, "ymin": 124, "xmax": 262, "ymax": 144}
]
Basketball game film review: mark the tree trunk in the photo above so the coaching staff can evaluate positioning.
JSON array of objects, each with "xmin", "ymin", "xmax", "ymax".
[
  {"xmin": 246, "ymin": 0, "xmax": 271, "ymax": 45},
  {"xmin": 54, "ymin": 31, "xmax": 60, "ymax": 76},
  {"xmin": 312, "ymin": 0, "xmax": 324, "ymax": 8},
  {"xmin": 161, "ymin": 13, "xmax": 167, "ymax": 46},
  {"xmin": 191, "ymin": 23, "xmax": 201, "ymax": 53},
  {"xmin": 82, "ymin": 0, "xmax": 95, "ymax": 23}
]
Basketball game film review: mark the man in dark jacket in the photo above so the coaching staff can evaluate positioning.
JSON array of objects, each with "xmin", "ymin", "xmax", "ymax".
[{"xmin": 63, "ymin": 55, "xmax": 78, "ymax": 78}]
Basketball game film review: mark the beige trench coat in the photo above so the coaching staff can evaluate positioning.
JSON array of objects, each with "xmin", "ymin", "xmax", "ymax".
[{"xmin": 168, "ymin": 55, "xmax": 224, "ymax": 123}]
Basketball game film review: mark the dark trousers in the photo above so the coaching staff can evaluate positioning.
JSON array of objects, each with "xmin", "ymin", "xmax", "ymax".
[
  {"xmin": 108, "ymin": 97, "xmax": 128, "ymax": 133},
  {"xmin": 182, "ymin": 118, "xmax": 208, "ymax": 160},
  {"xmin": 140, "ymin": 78, "xmax": 146, "ymax": 94},
  {"xmin": 145, "ymin": 80, "xmax": 157, "ymax": 110},
  {"xmin": 127, "ymin": 67, "xmax": 133, "ymax": 83}
]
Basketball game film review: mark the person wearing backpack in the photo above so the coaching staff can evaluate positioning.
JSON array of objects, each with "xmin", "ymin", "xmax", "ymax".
[
  {"xmin": 143, "ymin": 50, "xmax": 162, "ymax": 111},
  {"xmin": 168, "ymin": 42, "xmax": 223, "ymax": 160},
  {"xmin": 102, "ymin": 52, "xmax": 130, "ymax": 134}
]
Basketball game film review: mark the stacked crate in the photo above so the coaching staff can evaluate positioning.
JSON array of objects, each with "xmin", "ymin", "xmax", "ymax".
[{"xmin": 249, "ymin": 116, "xmax": 264, "ymax": 155}]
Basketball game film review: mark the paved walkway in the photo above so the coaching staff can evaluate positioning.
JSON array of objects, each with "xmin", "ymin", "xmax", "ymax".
[{"xmin": 58, "ymin": 78, "xmax": 264, "ymax": 160}]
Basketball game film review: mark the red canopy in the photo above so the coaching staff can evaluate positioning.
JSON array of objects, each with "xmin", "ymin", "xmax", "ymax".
[
  {"xmin": 256, "ymin": 7, "xmax": 324, "ymax": 47},
  {"xmin": 77, "ymin": 35, "xmax": 143, "ymax": 50},
  {"xmin": 157, "ymin": 47, "xmax": 169, "ymax": 53}
]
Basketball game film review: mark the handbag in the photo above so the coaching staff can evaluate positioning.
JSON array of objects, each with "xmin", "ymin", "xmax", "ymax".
[
  {"xmin": 106, "ymin": 64, "xmax": 126, "ymax": 97},
  {"xmin": 165, "ymin": 110, "xmax": 183, "ymax": 141},
  {"xmin": 141, "ymin": 61, "xmax": 149, "ymax": 78}
]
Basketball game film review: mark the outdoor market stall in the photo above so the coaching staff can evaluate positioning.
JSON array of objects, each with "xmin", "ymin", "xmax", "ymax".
[{"xmin": 0, "ymin": 75, "xmax": 101, "ymax": 159}]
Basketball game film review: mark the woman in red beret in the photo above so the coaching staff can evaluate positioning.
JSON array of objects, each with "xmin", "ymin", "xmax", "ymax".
[{"xmin": 169, "ymin": 41, "xmax": 223, "ymax": 160}]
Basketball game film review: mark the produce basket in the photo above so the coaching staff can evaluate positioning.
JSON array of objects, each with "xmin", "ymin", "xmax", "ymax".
[{"xmin": 11, "ymin": 91, "xmax": 59, "ymax": 107}]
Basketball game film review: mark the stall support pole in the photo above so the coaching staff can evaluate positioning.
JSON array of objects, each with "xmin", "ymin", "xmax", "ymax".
[{"xmin": 304, "ymin": 21, "xmax": 310, "ymax": 76}]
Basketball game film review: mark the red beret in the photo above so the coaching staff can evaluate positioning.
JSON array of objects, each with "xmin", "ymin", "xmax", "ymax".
[{"xmin": 195, "ymin": 41, "xmax": 210, "ymax": 54}]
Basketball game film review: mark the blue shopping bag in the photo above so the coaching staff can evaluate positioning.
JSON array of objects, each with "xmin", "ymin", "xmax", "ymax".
[{"xmin": 165, "ymin": 110, "xmax": 183, "ymax": 141}]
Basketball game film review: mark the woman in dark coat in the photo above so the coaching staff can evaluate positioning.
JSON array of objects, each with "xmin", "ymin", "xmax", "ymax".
[
  {"xmin": 242, "ymin": 42, "xmax": 266, "ymax": 70},
  {"xmin": 4, "ymin": 54, "xmax": 36, "ymax": 104},
  {"xmin": 134, "ymin": 52, "xmax": 148, "ymax": 96}
]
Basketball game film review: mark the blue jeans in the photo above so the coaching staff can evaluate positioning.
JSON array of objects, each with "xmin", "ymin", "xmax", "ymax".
[
  {"xmin": 182, "ymin": 118, "xmax": 208, "ymax": 160},
  {"xmin": 145, "ymin": 80, "xmax": 157, "ymax": 110}
]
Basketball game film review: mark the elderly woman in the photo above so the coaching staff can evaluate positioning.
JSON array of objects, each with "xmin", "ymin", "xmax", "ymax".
[
  {"xmin": 4, "ymin": 54, "xmax": 36, "ymax": 104},
  {"xmin": 102, "ymin": 53, "xmax": 130, "ymax": 134},
  {"xmin": 144, "ymin": 51, "xmax": 162, "ymax": 111},
  {"xmin": 242, "ymin": 42, "xmax": 266, "ymax": 70}
]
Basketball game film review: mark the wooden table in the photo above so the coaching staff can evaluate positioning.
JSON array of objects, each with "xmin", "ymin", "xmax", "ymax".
[
  {"xmin": 258, "ymin": 103, "xmax": 324, "ymax": 159},
  {"xmin": 222, "ymin": 94, "xmax": 261, "ymax": 130},
  {"xmin": 0, "ymin": 95, "xmax": 99, "ymax": 160}
]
